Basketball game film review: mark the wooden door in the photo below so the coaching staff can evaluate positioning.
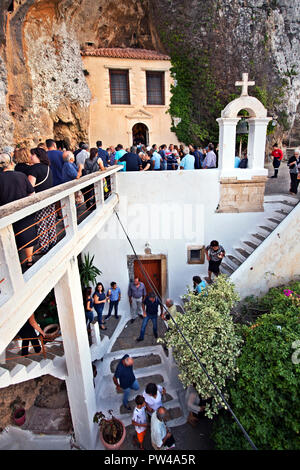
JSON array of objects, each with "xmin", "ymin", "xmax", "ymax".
[{"xmin": 134, "ymin": 259, "xmax": 161, "ymax": 297}]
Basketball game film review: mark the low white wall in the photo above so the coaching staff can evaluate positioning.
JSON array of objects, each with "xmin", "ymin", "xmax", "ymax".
[
  {"xmin": 85, "ymin": 170, "xmax": 289, "ymax": 308},
  {"xmin": 231, "ymin": 201, "xmax": 300, "ymax": 298}
]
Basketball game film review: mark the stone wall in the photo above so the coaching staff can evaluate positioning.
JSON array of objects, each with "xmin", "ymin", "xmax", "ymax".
[
  {"xmin": 217, "ymin": 176, "xmax": 268, "ymax": 213},
  {"xmin": 0, "ymin": 0, "xmax": 299, "ymax": 148},
  {"xmin": 0, "ymin": 374, "xmax": 68, "ymax": 431}
]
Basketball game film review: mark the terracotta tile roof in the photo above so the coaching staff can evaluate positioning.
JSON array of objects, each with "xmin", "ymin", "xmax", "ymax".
[{"xmin": 81, "ymin": 47, "xmax": 170, "ymax": 61}]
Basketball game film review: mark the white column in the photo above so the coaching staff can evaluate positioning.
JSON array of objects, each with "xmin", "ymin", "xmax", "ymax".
[
  {"xmin": 54, "ymin": 257, "xmax": 98, "ymax": 450},
  {"xmin": 217, "ymin": 118, "xmax": 239, "ymax": 173},
  {"xmin": 0, "ymin": 225, "xmax": 25, "ymax": 300},
  {"xmin": 247, "ymin": 118, "xmax": 271, "ymax": 169},
  {"xmin": 61, "ymin": 193, "xmax": 78, "ymax": 239}
]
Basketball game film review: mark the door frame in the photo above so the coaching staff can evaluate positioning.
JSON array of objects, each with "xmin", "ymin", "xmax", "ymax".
[{"xmin": 127, "ymin": 254, "xmax": 167, "ymax": 300}]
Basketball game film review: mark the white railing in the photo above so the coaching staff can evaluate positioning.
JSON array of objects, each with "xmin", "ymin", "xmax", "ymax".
[{"xmin": 0, "ymin": 166, "xmax": 121, "ymax": 350}]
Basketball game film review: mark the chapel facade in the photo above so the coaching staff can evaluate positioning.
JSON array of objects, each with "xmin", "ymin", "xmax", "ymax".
[{"xmin": 81, "ymin": 47, "xmax": 179, "ymax": 149}]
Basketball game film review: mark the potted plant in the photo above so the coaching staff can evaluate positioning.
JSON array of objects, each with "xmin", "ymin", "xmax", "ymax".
[
  {"xmin": 11, "ymin": 400, "xmax": 26, "ymax": 427},
  {"xmin": 43, "ymin": 323, "xmax": 60, "ymax": 341},
  {"xmin": 13, "ymin": 408, "xmax": 26, "ymax": 426},
  {"xmin": 79, "ymin": 253, "xmax": 102, "ymax": 289},
  {"xmin": 93, "ymin": 410, "xmax": 126, "ymax": 450}
]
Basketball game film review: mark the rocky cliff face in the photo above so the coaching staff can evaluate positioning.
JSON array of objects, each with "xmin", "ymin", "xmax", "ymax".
[{"xmin": 0, "ymin": 0, "xmax": 299, "ymax": 149}]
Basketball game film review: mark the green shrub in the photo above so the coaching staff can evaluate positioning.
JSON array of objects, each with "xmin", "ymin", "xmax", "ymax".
[
  {"xmin": 160, "ymin": 276, "xmax": 242, "ymax": 418},
  {"xmin": 213, "ymin": 285, "xmax": 300, "ymax": 450}
]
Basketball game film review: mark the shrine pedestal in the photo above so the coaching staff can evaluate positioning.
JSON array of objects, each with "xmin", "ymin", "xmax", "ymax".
[{"xmin": 217, "ymin": 176, "xmax": 267, "ymax": 213}]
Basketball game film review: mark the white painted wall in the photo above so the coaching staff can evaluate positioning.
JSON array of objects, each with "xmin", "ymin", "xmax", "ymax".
[
  {"xmin": 231, "ymin": 201, "xmax": 300, "ymax": 298},
  {"xmin": 84, "ymin": 171, "xmax": 289, "ymax": 308}
]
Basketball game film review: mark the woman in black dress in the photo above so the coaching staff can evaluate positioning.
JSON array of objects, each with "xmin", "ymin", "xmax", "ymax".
[
  {"xmin": 18, "ymin": 313, "xmax": 46, "ymax": 356},
  {"xmin": 28, "ymin": 148, "xmax": 56, "ymax": 254},
  {"xmin": 0, "ymin": 152, "xmax": 36, "ymax": 269}
]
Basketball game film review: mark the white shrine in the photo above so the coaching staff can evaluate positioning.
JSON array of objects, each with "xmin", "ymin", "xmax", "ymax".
[{"xmin": 217, "ymin": 73, "xmax": 272, "ymax": 212}]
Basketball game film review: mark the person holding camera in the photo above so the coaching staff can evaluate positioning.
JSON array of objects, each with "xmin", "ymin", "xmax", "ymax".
[{"xmin": 205, "ymin": 240, "xmax": 226, "ymax": 284}]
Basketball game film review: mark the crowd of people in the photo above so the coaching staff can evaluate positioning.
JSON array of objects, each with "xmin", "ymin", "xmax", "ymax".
[
  {"xmin": 114, "ymin": 354, "xmax": 175, "ymax": 450},
  {"xmin": 85, "ymin": 241, "xmax": 226, "ymax": 450},
  {"xmin": 0, "ymin": 138, "xmax": 221, "ymax": 270}
]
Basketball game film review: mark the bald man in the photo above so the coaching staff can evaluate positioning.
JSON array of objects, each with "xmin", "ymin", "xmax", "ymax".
[
  {"xmin": 113, "ymin": 354, "xmax": 139, "ymax": 410},
  {"xmin": 151, "ymin": 406, "xmax": 176, "ymax": 450}
]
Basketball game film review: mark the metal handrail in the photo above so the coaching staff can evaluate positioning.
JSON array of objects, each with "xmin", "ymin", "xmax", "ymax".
[
  {"xmin": 5, "ymin": 336, "xmax": 64, "ymax": 361},
  {"xmin": 5, "ymin": 335, "xmax": 47, "ymax": 360}
]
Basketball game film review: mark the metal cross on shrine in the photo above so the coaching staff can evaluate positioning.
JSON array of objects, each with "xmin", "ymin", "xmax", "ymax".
[{"xmin": 235, "ymin": 73, "xmax": 255, "ymax": 96}]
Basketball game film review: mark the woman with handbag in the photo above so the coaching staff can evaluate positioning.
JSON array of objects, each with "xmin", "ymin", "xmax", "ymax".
[{"xmin": 28, "ymin": 148, "xmax": 56, "ymax": 254}]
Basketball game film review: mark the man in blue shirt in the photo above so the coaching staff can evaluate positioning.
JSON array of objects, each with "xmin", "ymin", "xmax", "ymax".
[
  {"xmin": 191, "ymin": 145, "xmax": 203, "ymax": 169},
  {"xmin": 105, "ymin": 282, "xmax": 121, "ymax": 319},
  {"xmin": 46, "ymin": 139, "xmax": 64, "ymax": 186},
  {"xmin": 61, "ymin": 151, "xmax": 83, "ymax": 182},
  {"xmin": 113, "ymin": 355, "xmax": 139, "ymax": 410},
  {"xmin": 180, "ymin": 147, "xmax": 195, "ymax": 170},
  {"xmin": 115, "ymin": 144, "xmax": 127, "ymax": 172},
  {"xmin": 96, "ymin": 140, "xmax": 110, "ymax": 167},
  {"xmin": 151, "ymin": 145, "xmax": 162, "ymax": 170},
  {"xmin": 136, "ymin": 292, "xmax": 163, "ymax": 342},
  {"xmin": 159, "ymin": 144, "xmax": 167, "ymax": 170}
]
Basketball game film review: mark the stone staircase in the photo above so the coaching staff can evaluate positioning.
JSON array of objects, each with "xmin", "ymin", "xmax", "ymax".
[
  {"xmin": 94, "ymin": 344, "xmax": 187, "ymax": 433},
  {"xmin": 219, "ymin": 197, "xmax": 299, "ymax": 277},
  {"xmin": 0, "ymin": 339, "xmax": 67, "ymax": 387}
]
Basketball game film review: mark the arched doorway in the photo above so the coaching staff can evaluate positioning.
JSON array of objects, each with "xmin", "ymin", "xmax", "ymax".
[{"xmin": 132, "ymin": 123, "xmax": 149, "ymax": 146}]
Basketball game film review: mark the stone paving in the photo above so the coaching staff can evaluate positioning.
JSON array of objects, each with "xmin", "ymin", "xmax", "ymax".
[{"xmin": 96, "ymin": 311, "xmax": 215, "ymax": 451}]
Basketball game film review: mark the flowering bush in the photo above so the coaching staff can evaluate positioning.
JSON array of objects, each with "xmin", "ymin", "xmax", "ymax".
[
  {"xmin": 283, "ymin": 289, "xmax": 300, "ymax": 309},
  {"xmin": 160, "ymin": 275, "xmax": 242, "ymax": 418}
]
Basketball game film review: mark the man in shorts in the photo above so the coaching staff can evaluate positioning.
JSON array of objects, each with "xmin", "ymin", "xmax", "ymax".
[{"xmin": 205, "ymin": 240, "xmax": 226, "ymax": 283}]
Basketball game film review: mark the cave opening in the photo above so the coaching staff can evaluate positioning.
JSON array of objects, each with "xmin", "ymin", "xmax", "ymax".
[{"xmin": 7, "ymin": 1, "xmax": 14, "ymax": 13}]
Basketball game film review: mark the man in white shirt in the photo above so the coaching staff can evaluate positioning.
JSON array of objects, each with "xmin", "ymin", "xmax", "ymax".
[
  {"xmin": 151, "ymin": 407, "xmax": 175, "ymax": 450},
  {"xmin": 75, "ymin": 144, "xmax": 89, "ymax": 168},
  {"xmin": 202, "ymin": 143, "xmax": 216, "ymax": 168},
  {"xmin": 143, "ymin": 382, "xmax": 166, "ymax": 415},
  {"xmin": 132, "ymin": 395, "xmax": 148, "ymax": 450}
]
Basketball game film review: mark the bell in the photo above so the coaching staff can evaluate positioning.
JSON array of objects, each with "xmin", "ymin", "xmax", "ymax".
[{"xmin": 236, "ymin": 119, "xmax": 248, "ymax": 134}]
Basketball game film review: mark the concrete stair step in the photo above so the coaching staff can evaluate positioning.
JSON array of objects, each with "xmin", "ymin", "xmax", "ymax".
[
  {"xmin": 219, "ymin": 263, "xmax": 234, "ymax": 275},
  {"xmin": 0, "ymin": 362, "xmax": 25, "ymax": 378},
  {"xmin": 226, "ymin": 255, "xmax": 242, "ymax": 267},
  {"xmin": 110, "ymin": 353, "xmax": 161, "ymax": 374},
  {"xmin": 268, "ymin": 217, "xmax": 282, "ymax": 225},
  {"xmin": 5, "ymin": 352, "xmax": 33, "ymax": 367},
  {"xmin": 281, "ymin": 199, "xmax": 298, "ymax": 207},
  {"xmin": 243, "ymin": 240, "xmax": 259, "ymax": 251},
  {"xmin": 39, "ymin": 359, "xmax": 52, "ymax": 369},
  {"xmin": 235, "ymin": 247, "xmax": 251, "ymax": 259},
  {"xmin": 275, "ymin": 209, "xmax": 289, "ymax": 217},
  {"xmin": 251, "ymin": 233, "xmax": 266, "ymax": 242},
  {"xmin": 225, "ymin": 256, "xmax": 242, "ymax": 271},
  {"xmin": 45, "ymin": 344, "xmax": 64, "ymax": 357},
  {"xmin": 258, "ymin": 225, "xmax": 273, "ymax": 234},
  {"xmin": 0, "ymin": 367, "xmax": 10, "ymax": 379}
]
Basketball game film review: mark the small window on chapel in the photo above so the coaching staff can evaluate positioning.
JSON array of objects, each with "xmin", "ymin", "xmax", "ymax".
[
  {"xmin": 109, "ymin": 69, "xmax": 130, "ymax": 105},
  {"xmin": 146, "ymin": 71, "xmax": 165, "ymax": 105},
  {"xmin": 187, "ymin": 246, "xmax": 205, "ymax": 264}
]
